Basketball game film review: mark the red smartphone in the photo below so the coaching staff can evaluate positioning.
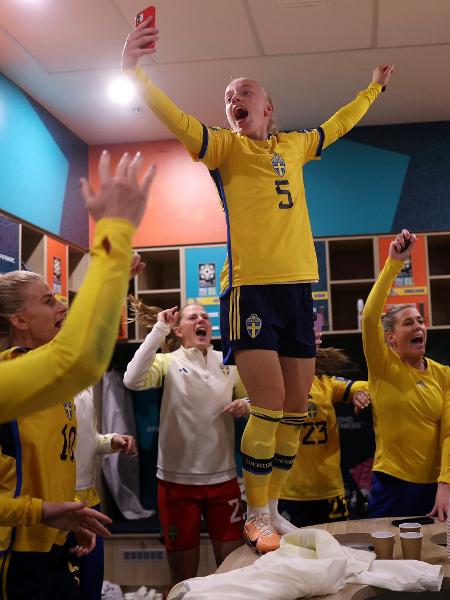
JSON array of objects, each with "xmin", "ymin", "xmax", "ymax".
[{"xmin": 135, "ymin": 6, "xmax": 156, "ymax": 49}]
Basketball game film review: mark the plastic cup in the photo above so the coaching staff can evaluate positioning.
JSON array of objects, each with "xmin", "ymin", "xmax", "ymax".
[
  {"xmin": 399, "ymin": 522, "xmax": 421, "ymax": 534},
  {"xmin": 370, "ymin": 531, "xmax": 395, "ymax": 559},
  {"xmin": 400, "ymin": 531, "xmax": 423, "ymax": 560}
]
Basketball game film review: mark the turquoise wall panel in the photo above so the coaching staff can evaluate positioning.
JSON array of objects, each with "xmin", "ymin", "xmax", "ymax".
[
  {"xmin": 305, "ymin": 139, "xmax": 410, "ymax": 237},
  {"xmin": 0, "ymin": 73, "xmax": 68, "ymax": 234}
]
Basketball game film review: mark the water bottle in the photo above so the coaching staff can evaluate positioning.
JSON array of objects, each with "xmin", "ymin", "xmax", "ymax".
[{"xmin": 357, "ymin": 298, "xmax": 364, "ymax": 331}]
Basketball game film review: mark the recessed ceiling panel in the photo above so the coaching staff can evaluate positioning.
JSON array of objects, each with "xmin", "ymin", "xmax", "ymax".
[
  {"xmin": 247, "ymin": 0, "xmax": 373, "ymax": 55},
  {"xmin": 0, "ymin": 0, "xmax": 130, "ymax": 72},
  {"xmin": 114, "ymin": 0, "xmax": 260, "ymax": 63},
  {"xmin": 378, "ymin": 0, "xmax": 450, "ymax": 47}
]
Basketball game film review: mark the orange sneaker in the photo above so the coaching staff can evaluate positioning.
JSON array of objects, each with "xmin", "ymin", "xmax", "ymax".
[{"xmin": 244, "ymin": 513, "xmax": 281, "ymax": 554}]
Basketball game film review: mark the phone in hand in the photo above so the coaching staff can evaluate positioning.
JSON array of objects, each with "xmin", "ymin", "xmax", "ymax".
[
  {"xmin": 401, "ymin": 236, "xmax": 411, "ymax": 252},
  {"xmin": 136, "ymin": 6, "xmax": 156, "ymax": 49},
  {"xmin": 313, "ymin": 311, "xmax": 324, "ymax": 334}
]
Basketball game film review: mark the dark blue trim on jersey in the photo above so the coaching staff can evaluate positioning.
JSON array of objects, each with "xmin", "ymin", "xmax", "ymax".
[
  {"xmin": 209, "ymin": 168, "xmax": 233, "ymax": 296},
  {"xmin": 342, "ymin": 380, "xmax": 355, "ymax": 403},
  {"xmin": 199, "ymin": 124, "xmax": 209, "ymax": 160},
  {"xmin": 315, "ymin": 126, "xmax": 324, "ymax": 157},
  {"xmin": 224, "ymin": 345, "xmax": 234, "ymax": 364}
]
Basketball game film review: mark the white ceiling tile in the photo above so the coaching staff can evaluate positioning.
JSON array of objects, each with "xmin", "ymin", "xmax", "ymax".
[
  {"xmin": 247, "ymin": 0, "xmax": 373, "ymax": 55},
  {"xmin": 0, "ymin": 0, "xmax": 129, "ymax": 72},
  {"xmin": 114, "ymin": 0, "xmax": 260, "ymax": 63},
  {"xmin": 378, "ymin": 0, "xmax": 450, "ymax": 47}
]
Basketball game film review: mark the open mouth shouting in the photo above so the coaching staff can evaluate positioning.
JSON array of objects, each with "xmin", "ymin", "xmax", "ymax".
[
  {"xmin": 410, "ymin": 332, "xmax": 425, "ymax": 347},
  {"xmin": 233, "ymin": 105, "xmax": 248, "ymax": 123},
  {"xmin": 195, "ymin": 325, "xmax": 208, "ymax": 340}
]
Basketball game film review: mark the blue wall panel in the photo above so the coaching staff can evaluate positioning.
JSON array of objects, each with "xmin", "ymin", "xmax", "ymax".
[
  {"xmin": 305, "ymin": 139, "xmax": 410, "ymax": 237},
  {"xmin": 0, "ymin": 73, "xmax": 88, "ymax": 248}
]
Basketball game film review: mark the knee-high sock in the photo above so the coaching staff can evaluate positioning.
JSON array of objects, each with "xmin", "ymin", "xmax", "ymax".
[
  {"xmin": 268, "ymin": 412, "xmax": 308, "ymax": 502},
  {"xmin": 241, "ymin": 406, "xmax": 282, "ymax": 509}
]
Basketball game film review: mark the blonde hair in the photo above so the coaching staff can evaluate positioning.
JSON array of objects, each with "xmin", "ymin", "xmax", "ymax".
[
  {"xmin": 315, "ymin": 347, "xmax": 354, "ymax": 377},
  {"xmin": 0, "ymin": 271, "xmax": 43, "ymax": 351},
  {"xmin": 128, "ymin": 297, "xmax": 205, "ymax": 353},
  {"xmin": 265, "ymin": 91, "xmax": 279, "ymax": 135},
  {"xmin": 381, "ymin": 304, "xmax": 416, "ymax": 334}
]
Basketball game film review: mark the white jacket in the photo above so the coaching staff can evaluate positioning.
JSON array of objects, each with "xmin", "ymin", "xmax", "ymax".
[{"xmin": 124, "ymin": 321, "xmax": 247, "ymax": 485}]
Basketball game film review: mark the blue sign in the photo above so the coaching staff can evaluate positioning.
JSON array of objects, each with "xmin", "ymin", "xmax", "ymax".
[
  {"xmin": 0, "ymin": 214, "xmax": 20, "ymax": 273},
  {"xmin": 184, "ymin": 246, "xmax": 227, "ymax": 337}
]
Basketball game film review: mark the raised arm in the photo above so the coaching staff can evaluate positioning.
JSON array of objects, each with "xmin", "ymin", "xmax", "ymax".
[
  {"xmin": 0, "ymin": 152, "xmax": 155, "ymax": 423},
  {"xmin": 123, "ymin": 307, "xmax": 177, "ymax": 390},
  {"xmin": 362, "ymin": 229, "xmax": 415, "ymax": 379},
  {"xmin": 428, "ymin": 380, "xmax": 450, "ymax": 521},
  {"xmin": 122, "ymin": 17, "xmax": 204, "ymax": 157},
  {"xmin": 321, "ymin": 64, "xmax": 394, "ymax": 150}
]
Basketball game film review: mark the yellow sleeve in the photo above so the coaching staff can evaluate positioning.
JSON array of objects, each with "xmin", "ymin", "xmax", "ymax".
[
  {"xmin": 362, "ymin": 256, "xmax": 403, "ymax": 379},
  {"xmin": 127, "ymin": 65, "xmax": 204, "ymax": 156},
  {"xmin": 439, "ymin": 385, "xmax": 450, "ymax": 484},
  {"xmin": 321, "ymin": 82, "xmax": 382, "ymax": 150},
  {"xmin": 0, "ymin": 495, "xmax": 42, "ymax": 527},
  {"xmin": 329, "ymin": 378, "xmax": 367, "ymax": 404},
  {"xmin": 0, "ymin": 218, "xmax": 134, "ymax": 423},
  {"xmin": 141, "ymin": 354, "xmax": 172, "ymax": 390}
]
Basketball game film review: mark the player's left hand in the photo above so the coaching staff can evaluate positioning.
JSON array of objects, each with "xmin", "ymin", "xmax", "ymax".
[
  {"xmin": 222, "ymin": 398, "xmax": 250, "ymax": 418},
  {"xmin": 372, "ymin": 64, "xmax": 394, "ymax": 87},
  {"xmin": 111, "ymin": 434, "xmax": 137, "ymax": 456},
  {"xmin": 70, "ymin": 528, "xmax": 96, "ymax": 557},
  {"xmin": 427, "ymin": 482, "xmax": 450, "ymax": 522},
  {"xmin": 353, "ymin": 390, "xmax": 371, "ymax": 415}
]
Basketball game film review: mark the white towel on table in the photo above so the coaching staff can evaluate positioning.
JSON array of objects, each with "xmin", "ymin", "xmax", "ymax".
[{"xmin": 167, "ymin": 528, "xmax": 444, "ymax": 600}]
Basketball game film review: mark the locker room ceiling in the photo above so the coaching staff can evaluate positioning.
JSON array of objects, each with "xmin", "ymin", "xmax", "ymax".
[{"xmin": 1, "ymin": 0, "xmax": 449, "ymax": 145}]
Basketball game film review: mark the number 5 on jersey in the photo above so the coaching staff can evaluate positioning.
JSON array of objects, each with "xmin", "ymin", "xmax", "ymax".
[{"xmin": 275, "ymin": 180, "xmax": 293, "ymax": 209}]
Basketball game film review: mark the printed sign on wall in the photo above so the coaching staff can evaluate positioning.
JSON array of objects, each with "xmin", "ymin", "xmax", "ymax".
[
  {"xmin": 184, "ymin": 246, "xmax": 227, "ymax": 337},
  {"xmin": 46, "ymin": 237, "xmax": 68, "ymax": 305},
  {"xmin": 0, "ymin": 214, "xmax": 20, "ymax": 274}
]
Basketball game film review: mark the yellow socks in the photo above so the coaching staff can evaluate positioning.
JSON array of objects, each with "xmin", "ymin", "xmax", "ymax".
[
  {"xmin": 241, "ymin": 406, "xmax": 282, "ymax": 509},
  {"xmin": 268, "ymin": 412, "xmax": 308, "ymax": 502}
]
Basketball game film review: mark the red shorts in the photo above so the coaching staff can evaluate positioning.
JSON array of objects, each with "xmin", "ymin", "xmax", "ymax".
[{"xmin": 157, "ymin": 478, "xmax": 244, "ymax": 551}]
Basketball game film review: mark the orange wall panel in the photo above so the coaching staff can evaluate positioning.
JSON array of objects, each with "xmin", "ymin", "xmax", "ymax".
[{"xmin": 89, "ymin": 140, "xmax": 227, "ymax": 248}]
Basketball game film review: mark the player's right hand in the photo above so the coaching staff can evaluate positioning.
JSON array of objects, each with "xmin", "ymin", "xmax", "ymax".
[
  {"xmin": 121, "ymin": 16, "xmax": 159, "ymax": 71},
  {"xmin": 157, "ymin": 306, "xmax": 179, "ymax": 328}
]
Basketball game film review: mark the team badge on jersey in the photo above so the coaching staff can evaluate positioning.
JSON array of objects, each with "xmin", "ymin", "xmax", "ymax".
[
  {"xmin": 63, "ymin": 401, "xmax": 74, "ymax": 421},
  {"xmin": 220, "ymin": 364, "xmax": 231, "ymax": 377},
  {"xmin": 246, "ymin": 314, "xmax": 262, "ymax": 339},
  {"xmin": 271, "ymin": 154, "xmax": 286, "ymax": 177},
  {"xmin": 307, "ymin": 401, "xmax": 318, "ymax": 420}
]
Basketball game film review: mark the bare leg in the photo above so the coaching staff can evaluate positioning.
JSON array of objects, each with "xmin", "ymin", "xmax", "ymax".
[
  {"xmin": 280, "ymin": 356, "xmax": 316, "ymax": 414},
  {"xmin": 234, "ymin": 349, "xmax": 285, "ymax": 411},
  {"xmin": 166, "ymin": 548, "xmax": 200, "ymax": 588},
  {"xmin": 210, "ymin": 538, "xmax": 244, "ymax": 567}
]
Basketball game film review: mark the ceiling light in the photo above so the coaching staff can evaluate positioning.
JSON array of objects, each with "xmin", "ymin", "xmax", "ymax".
[{"xmin": 108, "ymin": 78, "xmax": 136, "ymax": 105}]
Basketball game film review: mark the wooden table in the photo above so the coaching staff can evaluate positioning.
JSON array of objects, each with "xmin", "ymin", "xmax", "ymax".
[{"xmin": 216, "ymin": 517, "xmax": 450, "ymax": 599}]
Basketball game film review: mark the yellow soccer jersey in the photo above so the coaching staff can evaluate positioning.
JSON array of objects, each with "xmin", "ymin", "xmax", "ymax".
[
  {"xmin": 0, "ymin": 348, "xmax": 77, "ymax": 553},
  {"xmin": 280, "ymin": 376, "xmax": 367, "ymax": 501},
  {"xmin": 0, "ymin": 218, "xmax": 135, "ymax": 424},
  {"xmin": 129, "ymin": 66, "xmax": 382, "ymax": 292},
  {"xmin": 363, "ymin": 257, "xmax": 450, "ymax": 484}
]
